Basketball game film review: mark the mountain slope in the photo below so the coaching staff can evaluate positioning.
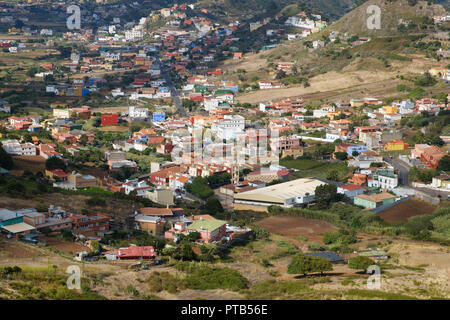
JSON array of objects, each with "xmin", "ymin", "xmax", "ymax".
[
  {"xmin": 197, "ymin": 0, "xmax": 368, "ymax": 22},
  {"xmin": 330, "ymin": 0, "xmax": 448, "ymax": 36}
]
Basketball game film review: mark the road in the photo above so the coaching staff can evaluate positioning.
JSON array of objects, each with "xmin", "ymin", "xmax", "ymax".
[
  {"xmin": 384, "ymin": 156, "xmax": 410, "ymax": 186},
  {"xmin": 156, "ymin": 56, "xmax": 188, "ymax": 117}
]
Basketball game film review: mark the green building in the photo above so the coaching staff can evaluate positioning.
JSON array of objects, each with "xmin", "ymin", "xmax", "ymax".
[{"xmin": 353, "ymin": 192, "xmax": 396, "ymax": 209}]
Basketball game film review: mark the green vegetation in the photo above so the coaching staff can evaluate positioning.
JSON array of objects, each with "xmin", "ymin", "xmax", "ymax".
[
  {"xmin": 280, "ymin": 158, "xmax": 348, "ymax": 180},
  {"xmin": 348, "ymin": 256, "xmax": 374, "ymax": 272},
  {"xmin": 185, "ymin": 177, "xmax": 214, "ymax": 199},
  {"xmin": 174, "ymin": 262, "xmax": 249, "ymax": 291},
  {"xmin": 0, "ymin": 266, "xmax": 105, "ymax": 300},
  {"xmin": 288, "ymin": 253, "xmax": 333, "ymax": 276},
  {"xmin": 0, "ymin": 146, "xmax": 13, "ymax": 169}
]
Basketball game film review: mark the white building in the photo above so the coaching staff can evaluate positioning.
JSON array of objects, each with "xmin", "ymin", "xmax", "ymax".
[
  {"xmin": 2, "ymin": 140, "xmax": 37, "ymax": 155},
  {"xmin": 211, "ymin": 115, "xmax": 245, "ymax": 140},
  {"xmin": 128, "ymin": 106, "xmax": 149, "ymax": 119},
  {"xmin": 313, "ymin": 105, "xmax": 335, "ymax": 118},
  {"xmin": 234, "ymin": 178, "xmax": 328, "ymax": 209},
  {"xmin": 368, "ymin": 169, "xmax": 398, "ymax": 190}
]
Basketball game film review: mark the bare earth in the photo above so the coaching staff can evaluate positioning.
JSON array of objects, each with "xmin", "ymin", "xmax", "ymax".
[{"xmin": 255, "ymin": 216, "xmax": 338, "ymax": 243}]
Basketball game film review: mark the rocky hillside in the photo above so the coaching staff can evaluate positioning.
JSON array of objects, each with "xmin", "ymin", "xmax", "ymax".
[{"xmin": 330, "ymin": 0, "xmax": 448, "ymax": 36}]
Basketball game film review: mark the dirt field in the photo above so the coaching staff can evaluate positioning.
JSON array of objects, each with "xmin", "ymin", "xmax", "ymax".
[
  {"xmin": 236, "ymin": 70, "xmax": 402, "ymax": 104},
  {"xmin": 95, "ymin": 106, "xmax": 130, "ymax": 114},
  {"xmin": 42, "ymin": 236, "xmax": 91, "ymax": 255},
  {"xmin": 98, "ymin": 125, "xmax": 129, "ymax": 132},
  {"xmin": 255, "ymin": 216, "xmax": 338, "ymax": 243},
  {"xmin": 379, "ymin": 198, "xmax": 436, "ymax": 223},
  {"xmin": 10, "ymin": 155, "xmax": 46, "ymax": 175}
]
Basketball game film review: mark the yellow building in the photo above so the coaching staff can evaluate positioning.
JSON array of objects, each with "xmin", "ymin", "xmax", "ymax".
[
  {"xmin": 350, "ymin": 99, "xmax": 364, "ymax": 107},
  {"xmin": 385, "ymin": 139, "xmax": 408, "ymax": 151},
  {"xmin": 8, "ymin": 28, "xmax": 20, "ymax": 34},
  {"xmin": 382, "ymin": 106, "xmax": 398, "ymax": 114},
  {"xmin": 327, "ymin": 111, "xmax": 343, "ymax": 120}
]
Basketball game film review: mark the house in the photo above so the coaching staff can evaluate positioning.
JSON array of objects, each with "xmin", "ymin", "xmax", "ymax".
[
  {"xmin": 153, "ymin": 112, "xmax": 166, "ymax": 122},
  {"xmin": 258, "ymin": 81, "xmax": 282, "ymax": 90},
  {"xmin": 348, "ymin": 173, "xmax": 367, "ymax": 186},
  {"xmin": 103, "ymin": 246, "xmax": 157, "ymax": 261},
  {"xmin": 421, "ymin": 146, "xmax": 447, "ymax": 168},
  {"xmin": 431, "ymin": 174, "xmax": 450, "ymax": 190},
  {"xmin": 354, "ymin": 192, "xmax": 396, "ymax": 209},
  {"xmin": 145, "ymin": 188, "xmax": 175, "ymax": 206},
  {"xmin": 337, "ymin": 184, "xmax": 365, "ymax": 198},
  {"xmin": 134, "ymin": 214, "xmax": 165, "ymax": 237},
  {"xmin": 68, "ymin": 172, "xmax": 98, "ymax": 188},
  {"xmin": 385, "ymin": 139, "xmax": 409, "ymax": 151},
  {"xmin": 139, "ymin": 207, "xmax": 184, "ymax": 218},
  {"xmin": 22, "ymin": 210, "xmax": 72, "ymax": 232},
  {"xmin": 368, "ymin": 169, "xmax": 398, "ymax": 190},
  {"xmin": 281, "ymin": 145, "xmax": 304, "ymax": 159},
  {"xmin": 305, "ymin": 252, "xmax": 345, "ymax": 264},
  {"xmin": 101, "ymin": 114, "xmax": 119, "ymax": 126},
  {"xmin": 187, "ymin": 218, "xmax": 227, "ymax": 243},
  {"xmin": 245, "ymin": 169, "xmax": 291, "ymax": 183},
  {"xmin": 1, "ymin": 140, "xmax": 37, "ymax": 155},
  {"xmin": 69, "ymin": 213, "xmax": 109, "ymax": 235},
  {"xmin": 45, "ymin": 169, "xmax": 70, "ymax": 182}
]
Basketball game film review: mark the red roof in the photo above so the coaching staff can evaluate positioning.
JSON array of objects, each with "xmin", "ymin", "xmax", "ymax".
[
  {"xmin": 339, "ymin": 184, "xmax": 364, "ymax": 191},
  {"xmin": 104, "ymin": 246, "xmax": 156, "ymax": 259}
]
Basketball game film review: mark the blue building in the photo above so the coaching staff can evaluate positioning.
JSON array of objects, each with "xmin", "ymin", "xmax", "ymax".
[
  {"xmin": 347, "ymin": 145, "xmax": 369, "ymax": 156},
  {"xmin": 153, "ymin": 112, "xmax": 165, "ymax": 122},
  {"xmin": 0, "ymin": 209, "xmax": 24, "ymax": 227}
]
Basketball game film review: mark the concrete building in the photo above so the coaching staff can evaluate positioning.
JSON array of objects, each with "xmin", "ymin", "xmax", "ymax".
[
  {"xmin": 68, "ymin": 172, "xmax": 98, "ymax": 189},
  {"xmin": 354, "ymin": 192, "xmax": 396, "ymax": 209},
  {"xmin": 234, "ymin": 178, "xmax": 328, "ymax": 212},
  {"xmin": 2, "ymin": 139, "xmax": 37, "ymax": 155},
  {"xmin": 368, "ymin": 169, "xmax": 398, "ymax": 190},
  {"xmin": 134, "ymin": 214, "xmax": 165, "ymax": 237}
]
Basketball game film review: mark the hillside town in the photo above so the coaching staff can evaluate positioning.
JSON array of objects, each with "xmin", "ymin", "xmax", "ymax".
[{"xmin": 0, "ymin": 0, "xmax": 449, "ymax": 302}]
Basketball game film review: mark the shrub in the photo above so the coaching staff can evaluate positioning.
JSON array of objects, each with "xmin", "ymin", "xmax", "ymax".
[
  {"xmin": 348, "ymin": 256, "xmax": 375, "ymax": 271},
  {"xmin": 287, "ymin": 254, "xmax": 333, "ymax": 276},
  {"xmin": 175, "ymin": 262, "xmax": 249, "ymax": 291}
]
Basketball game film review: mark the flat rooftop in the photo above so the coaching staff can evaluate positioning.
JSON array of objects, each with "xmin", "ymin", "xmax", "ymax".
[{"xmin": 234, "ymin": 178, "xmax": 327, "ymax": 204}]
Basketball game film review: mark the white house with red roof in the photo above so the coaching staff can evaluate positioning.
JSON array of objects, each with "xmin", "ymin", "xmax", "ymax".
[{"xmin": 337, "ymin": 184, "xmax": 365, "ymax": 198}]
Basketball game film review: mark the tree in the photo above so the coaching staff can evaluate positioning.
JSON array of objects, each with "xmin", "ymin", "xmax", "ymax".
[
  {"xmin": 437, "ymin": 155, "xmax": 450, "ymax": 172},
  {"xmin": 314, "ymin": 184, "xmax": 339, "ymax": 208},
  {"xmin": 287, "ymin": 254, "xmax": 332, "ymax": 276},
  {"xmin": 45, "ymin": 157, "xmax": 66, "ymax": 170},
  {"xmin": 334, "ymin": 151, "xmax": 348, "ymax": 161},
  {"xmin": 348, "ymin": 256, "xmax": 374, "ymax": 272},
  {"xmin": 180, "ymin": 243, "xmax": 196, "ymax": 261},
  {"xmin": 202, "ymin": 198, "xmax": 224, "ymax": 214},
  {"xmin": 185, "ymin": 177, "xmax": 214, "ymax": 199},
  {"xmin": 352, "ymin": 150, "xmax": 359, "ymax": 157},
  {"xmin": 23, "ymin": 133, "xmax": 33, "ymax": 143},
  {"xmin": 326, "ymin": 170, "xmax": 339, "ymax": 182},
  {"xmin": 79, "ymin": 134, "xmax": 88, "ymax": 146},
  {"xmin": 0, "ymin": 146, "xmax": 13, "ymax": 170},
  {"xmin": 405, "ymin": 215, "xmax": 434, "ymax": 239}
]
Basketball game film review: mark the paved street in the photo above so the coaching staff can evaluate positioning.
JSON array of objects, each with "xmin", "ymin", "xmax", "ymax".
[
  {"xmin": 384, "ymin": 156, "xmax": 410, "ymax": 186},
  {"xmin": 157, "ymin": 56, "xmax": 188, "ymax": 117}
]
